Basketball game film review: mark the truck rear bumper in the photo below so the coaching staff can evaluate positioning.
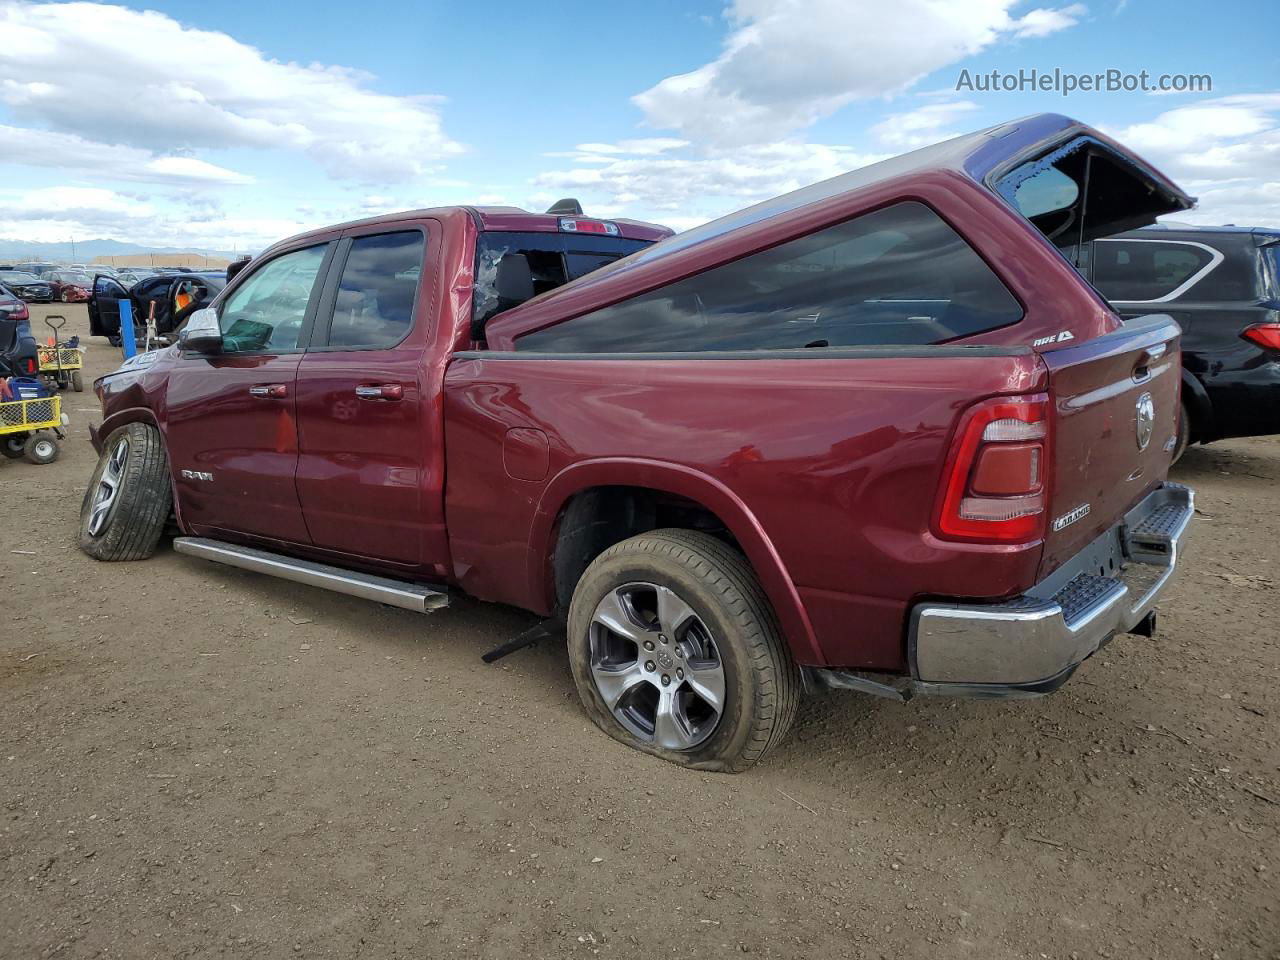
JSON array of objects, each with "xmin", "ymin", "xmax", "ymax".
[{"xmin": 908, "ymin": 482, "xmax": 1194, "ymax": 696}]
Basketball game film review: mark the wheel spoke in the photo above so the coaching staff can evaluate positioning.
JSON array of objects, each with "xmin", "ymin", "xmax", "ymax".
[
  {"xmin": 591, "ymin": 661, "xmax": 647, "ymax": 710},
  {"xmin": 653, "ymin": 689, "xmax": 696, "ymax": 750},
  {"xmin": 655, "ymin": 586, "xmax": 696, "ymax": 638},
  {"xmin": 87, "ymin": 440, "xmax": 128, "ymax": 537},
  {"xmin": 684, "ymin": 661, "xmax": 726, "ymax": 713},
  {"xmin": 592, "ymin": 589, "xmax": 649, "ymax": 643}
]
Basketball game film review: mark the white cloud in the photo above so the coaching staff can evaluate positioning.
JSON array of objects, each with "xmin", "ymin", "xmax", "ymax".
[
  {"xmin": 632, "ymin": 0, "xmax": 1088, "ymax": 144},
  {"xmin": 0, "ymin": 124, "xmax": 251, "ymax": 185},
  {"xmin": 870, "ymin": 101, "xmax": 981, "ymax": 149},
  {"xmin": 0, "ymin": 0, "xmax": 462, "ymax": 183},
  {"xmin": 532, "ymin": 139, "xmax": 889, "ymax": 230},
  {"xmin": 1107, "ymin": 94, "xmax": 1280, "ymax": 225},
  {"xmin": 0, "ymin": 185, "xmax": 311, "ymax": 249}
]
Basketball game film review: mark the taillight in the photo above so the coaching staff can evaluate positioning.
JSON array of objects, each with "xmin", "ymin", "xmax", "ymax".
[
  {"xmin": 934, "ymin": 395, "xmax": 1050, "ymax": 544},
  {"xmin": 1242, "ymin": 322, "xmax": 1280, "ymax": 350},
  {"xmin": 24, "ymin": 358, "xmax": 36, "ymax": 374},
  {"xmin": 559, "ymin": 217, "xmax": 619, "ymax": 236}
]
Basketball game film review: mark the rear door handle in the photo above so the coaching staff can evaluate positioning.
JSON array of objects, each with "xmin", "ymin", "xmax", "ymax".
[
  {"xmin": 248, "ymin": 383, "xmax": 288, "ymax": 399},
  {"xmin": 355, "ymin": 383, "xmax": 404, "ymax": 401}
]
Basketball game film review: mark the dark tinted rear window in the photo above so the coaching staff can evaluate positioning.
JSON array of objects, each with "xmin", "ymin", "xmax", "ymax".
[
  {"xmin": 1092, "ymin": 240, "xmax": 1215, "ymax": 302},
  {"xmin": 473, "ymin": 231, "xmax": 650, "ymax": 329},
  {"xmin": 516, "ymin": 201, "xmax": 1022, "ymax": 353}
]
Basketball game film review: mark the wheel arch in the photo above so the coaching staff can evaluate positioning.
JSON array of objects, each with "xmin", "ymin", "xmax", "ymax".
[{"xmin": 528, "ymin": 458, "xmax": 823, "ymax": 665}]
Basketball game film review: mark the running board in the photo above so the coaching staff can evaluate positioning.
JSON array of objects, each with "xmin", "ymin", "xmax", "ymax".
[{"xmin": 172, "ymin": 537, "xmax": 449, "ymax": 613}]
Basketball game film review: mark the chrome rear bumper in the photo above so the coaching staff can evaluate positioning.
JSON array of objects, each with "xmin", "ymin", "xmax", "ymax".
[{"xmin": 909, "ymin": 482, "xmax": 1193, "ymax": 695}]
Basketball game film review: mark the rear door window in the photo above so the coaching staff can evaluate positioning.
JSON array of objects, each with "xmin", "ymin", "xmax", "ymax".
[
  {"xmin": 321, "ymin": 231, "xmax": 425, "ymax": 348},
  {"xmin": 1092, "ymin": 239, "xmax": 1219, "ymax": 302},
  {"xmin": 515, "ymin": 202, "xmax": 1023, "ymax": 353},
  {"xmin": 473, "ymin": 232, "xmax": 650, "ymax": 329}
]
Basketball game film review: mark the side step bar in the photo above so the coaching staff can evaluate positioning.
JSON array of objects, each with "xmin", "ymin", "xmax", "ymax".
[{"xmin": 173, "ymin": 537, "xmax": 449, "ymax": 613}]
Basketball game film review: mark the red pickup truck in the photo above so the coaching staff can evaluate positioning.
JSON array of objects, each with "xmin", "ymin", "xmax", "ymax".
[{"xmin": 83, "ymin": 114, "xmax": 1194, "ymax": 771}]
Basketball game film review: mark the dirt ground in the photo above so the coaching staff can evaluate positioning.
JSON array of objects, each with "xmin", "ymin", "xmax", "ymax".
[{"xmin": 2, "ymin": 303, "xmax": 1277, "ymax": 960}]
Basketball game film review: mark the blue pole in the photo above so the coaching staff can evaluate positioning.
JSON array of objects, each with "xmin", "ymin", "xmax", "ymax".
[{"xmin": 119, "ymin": 299, "xmax": 136, "ymax": 359}]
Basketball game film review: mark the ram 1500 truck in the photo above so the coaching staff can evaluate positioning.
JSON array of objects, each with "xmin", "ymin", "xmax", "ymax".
[{"xmin": 84, "ymin": 114, "xmax": 1194, "ymax": 771}]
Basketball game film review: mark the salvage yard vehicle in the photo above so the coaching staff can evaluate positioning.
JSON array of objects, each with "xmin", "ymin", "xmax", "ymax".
[
  {"xmin": 45, "ymin": 270, "xmax": 93, "ymax": 303},
  {"xmin": 0, "ymin": 283, "xmax": 39, "ymax": 378},
  {"xmin": 89, "ymin": 271, "xmax": 227, "ymax": 346},
  {"xmin": 0, "ymin": 270, "xmax": 54, "ymax": 303},
  {"xmin": 1074, "ymin": 223, "xmax": 1280, "ymax": 460},
  {"xmin": 82, "ymin": 114, "xmax": 1194, "ymax": 771}
]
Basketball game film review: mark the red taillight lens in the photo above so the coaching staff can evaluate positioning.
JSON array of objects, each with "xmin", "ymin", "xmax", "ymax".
[
  {"xmin": 1242, "ymin": 322, "xmax": 1280, "ymax": 350},
  {"xmin": 24, "ymin": 358, "xmax": 36, "ymax": 374},
  {"xmin": 935, "ymin": 395, "xmax": 1050, "ymax": 544},
  {"xmin": 559, "ymin": 217, "xmax": 619, "ymax": 236}
]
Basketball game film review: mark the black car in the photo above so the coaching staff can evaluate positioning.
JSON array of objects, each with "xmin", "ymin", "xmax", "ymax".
[
  {"xmin": 89, "ymin": 271, "xmax": 227, "ymax": 345},
  {"xmin": 0, "ymin": 270, "xmax": 55, "ymax": 303},
  {"xmin": 1074, "ymin": 224, "xmax": 1280, "ymax": 459},
  {"xmin": 0, "ymin": 283, "xmax": 39, "ymax": 379}
]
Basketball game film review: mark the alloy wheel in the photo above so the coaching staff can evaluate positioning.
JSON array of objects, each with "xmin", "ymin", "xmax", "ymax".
[
  {"xmin": 588, "ymin": 582, "xmax": 726, "ymax": 751},
  {"xmin": 88, "ymin": 437, "xmax": 129, "ymax": 536}
]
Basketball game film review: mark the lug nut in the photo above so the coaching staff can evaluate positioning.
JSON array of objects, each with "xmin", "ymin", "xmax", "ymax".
[
  {"xmin": 658, "ymin": 634, "xmax": 668, "ymax": 644},
  {"xmin": 675, "ymin": 647, "xmax": 684, "ymax": 659},
  {"xmin": 661, "ymin": 674, "xmax": 671, "ymax": 686},
  {"xmin": 676, "ymin": 668, "xmax": 684, "ymax": 680},
  {"xmin": 644, "ymin": 660, "xmax": 656, "ymax": 672},
  {"xmin": 643, "ymin": 640, "xmax": 655, "ymax": 651}
]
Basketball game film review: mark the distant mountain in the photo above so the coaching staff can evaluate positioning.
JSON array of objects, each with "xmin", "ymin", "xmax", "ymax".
[{"xmin": 0, "ymin": 237, "xmax": 243, "ymax": 262}]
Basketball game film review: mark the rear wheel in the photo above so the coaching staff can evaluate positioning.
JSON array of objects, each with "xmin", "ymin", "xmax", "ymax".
[
  {"xmin": 567, "ymin": 529, "xmax": 800, "ymax": 772},
  {"xmin": 1172, "ymin": 399, "xmax": 1191, "ymax": 464},
  {"xmin": 23, "ymin": 434, "xmax": 58, "ymax": 464},
  {"xmin": 71, "ymin": 370, "xmax": 84, "ymax": 392},
  {"xmin": 2, "ymin": 435, "xmax": 26, "ymax": 459},
  {"xmin": 79, "ymin": 423, "xmax": 172, "ymax": 561}
]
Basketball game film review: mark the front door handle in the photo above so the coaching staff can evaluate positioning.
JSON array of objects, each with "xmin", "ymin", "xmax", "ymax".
[
  {"xmin": 249, "ymin": 383, "xmax": 288, "ymax": 399},
  {"xmin": 355, "ymin": 383, "xmax": 404, "ymax": 401}
]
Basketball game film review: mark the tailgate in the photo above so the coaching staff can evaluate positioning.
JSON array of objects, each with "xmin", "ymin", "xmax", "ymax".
[{"xmin": 1038, "ymin": 314, "xmax": 1181, "ymax": 578}]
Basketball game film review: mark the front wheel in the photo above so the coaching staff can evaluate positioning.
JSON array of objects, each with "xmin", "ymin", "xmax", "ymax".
[
  {"xmin": 567, "ymin": 529, "xmax": 800, "ymax": 772},
  {"xmin": 71, "ymin": 370, "xmax": 84, "ymax": 392},
  {"xmin": 79, "ymin": 423, "xmax": 172, "ymax": 561}
]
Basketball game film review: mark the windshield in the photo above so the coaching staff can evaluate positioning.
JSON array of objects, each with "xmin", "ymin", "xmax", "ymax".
[
  {"xmin": 0, "ymin": 272, "xmax": 40, "ymax": 283},
  {"xmin": 472, "ymin": 231, "xmax": 651, "ymax": 332},
  {"xmin": 57, "ymin": 273, "xmax": 91, "ymax": 284}
]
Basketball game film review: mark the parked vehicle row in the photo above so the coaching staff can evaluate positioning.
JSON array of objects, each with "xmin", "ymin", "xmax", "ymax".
[{"xmin": 81, "ymin": 114, "xmax": 1197, "ymax": 771}]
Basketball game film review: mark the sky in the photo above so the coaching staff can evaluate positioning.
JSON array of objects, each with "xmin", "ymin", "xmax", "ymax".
[{"xmin": 0, "ymin": 0, "xmax": 1277, "ymax": 253}]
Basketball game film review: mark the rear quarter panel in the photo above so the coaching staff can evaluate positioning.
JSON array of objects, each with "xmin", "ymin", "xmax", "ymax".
[{"xmin": 443, "ymin": 350, "xmax": 1045, "ymax": 669}]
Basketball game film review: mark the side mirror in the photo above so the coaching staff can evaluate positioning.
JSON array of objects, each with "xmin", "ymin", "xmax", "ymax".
[{"xmin": 179, "ymin": 307, "xmax": 223, "ymax": 353}]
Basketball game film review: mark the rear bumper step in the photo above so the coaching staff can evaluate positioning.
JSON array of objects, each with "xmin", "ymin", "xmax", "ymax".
[
  {"xmin": 904, "ymin": 481, "xmax": 1193, "ymax": 695},
  {"xmin": 173, "ymin": 537, "xmax": 449, "ymax": 613}
]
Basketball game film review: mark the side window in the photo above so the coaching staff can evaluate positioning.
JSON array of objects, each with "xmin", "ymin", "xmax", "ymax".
[
  {"xmin": 515, "ymin": 202, "xmax": 1023, "ymax": 353},
  {"xmin": 1092, "ymin": 240, "xmax": 1216, "ymax": 302},
  {"xmin": 325, "ymin": 231, "xmax": 425, "ymax": 349},
  {"xmin": 218, "ymin": 244, "xmax": 327, "ymax": 354}
]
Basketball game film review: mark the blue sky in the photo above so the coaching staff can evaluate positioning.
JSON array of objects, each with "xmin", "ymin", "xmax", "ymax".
[{"xmin": 0, "ymin": 0, "xmax": 1276, "ymax": 252}]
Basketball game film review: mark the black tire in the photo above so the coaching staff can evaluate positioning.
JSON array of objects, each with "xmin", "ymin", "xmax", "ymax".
[
  {"xmin": 71, "ymin": 370, "xmax": 84, "ymax": 392},
  {"xmin": 1172, "ymin": 399, "xmax": 1191, "ymax": 464},
  {"xmin": 23, "ymin": 434, "xmax": 59, "ymax": 464},
  {"xmin": 566, "ymin": 529, "xmax": 800, "ymax": 772},
  {"xmin": 2, "ymin": 435, "xmax": 26, "ymax": 459},
  {"xmin": 79, "ymin": 423, "xmax": 172, "ymax": 561}
]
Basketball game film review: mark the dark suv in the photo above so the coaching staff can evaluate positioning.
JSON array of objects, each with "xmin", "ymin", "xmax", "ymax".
[{"xmin": 1077, "ymin": 224, "xmax": 1280, "ymax": 458}]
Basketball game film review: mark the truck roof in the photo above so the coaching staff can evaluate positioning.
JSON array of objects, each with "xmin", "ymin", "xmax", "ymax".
[{"xmin": 269, "ymin": 205, "xmax": 673, "ymax": 253}]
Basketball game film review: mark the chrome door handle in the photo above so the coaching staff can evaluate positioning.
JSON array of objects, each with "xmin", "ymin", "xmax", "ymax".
[
  {"xmin": 355, "ymin": 383, "xmax": 404, "ymax": 401},
  {"xmin": 249, "ymin": 383, "xmax": 288, "ymax": 399}
]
